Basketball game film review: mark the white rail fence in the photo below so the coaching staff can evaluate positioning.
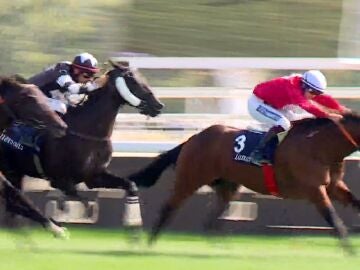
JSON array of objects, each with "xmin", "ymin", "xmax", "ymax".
[{"xmin": 111, "ymin": 57, "xmax": 360, "ymax": 70}]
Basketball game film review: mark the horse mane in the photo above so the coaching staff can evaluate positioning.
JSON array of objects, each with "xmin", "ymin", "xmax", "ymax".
[
  {"xmin": 0, "ymin": 76, "xmax": 24, "ymax": 95},
  {"xmin": 291, "ymin": 117, "xmax": 331, "ymax": 130},
  {"xmin": 9, "ymin": 74, "xmax": 28, "ymax": 84},
  {"xmin": 0, "ymin": 76, "xmax": 21, "ymax": 86},
  {"xmin": 291, "ymin": 112, "xmax": 360, "ymax": 131}
]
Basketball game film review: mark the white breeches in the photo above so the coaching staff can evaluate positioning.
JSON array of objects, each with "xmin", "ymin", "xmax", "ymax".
[
  {"xmin": 248, "ymin": 94, "xmax": 316, "ymax": 130},
  {"xmin": 47, "ymin": 98, "xmax": 67, "ymax": 114}
]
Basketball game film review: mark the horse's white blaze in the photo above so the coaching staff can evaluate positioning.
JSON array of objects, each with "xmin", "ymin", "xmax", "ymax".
[
  {"xmin": 115, "ymin": 77, "xmax": 141, "ymax": 107},
  {"xmin": 47, "ymin": 221, "xmax": 70, "ymax": 239}
]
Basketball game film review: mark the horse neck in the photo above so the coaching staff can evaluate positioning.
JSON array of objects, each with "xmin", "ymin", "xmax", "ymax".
[
  {"xmin": 65, "ymin": 91, "xmax": 122, "ymax": 139},
  {"xmin": 316, "ymin": 119, "xmax": 359, "ymax": 163},
  {"xmin": 341, "ymin": 117, "xmax": 360, "ymax": 153}
]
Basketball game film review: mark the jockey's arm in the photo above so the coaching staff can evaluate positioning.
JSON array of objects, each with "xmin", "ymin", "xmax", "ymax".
[
  {"xmin": 313, "ymin": 94, "xmax": 351, "ymax": 114},
  {"xmin": 299, "ymin": 99, "xmax": 344, "ymax": 123},
  {"xmin": 298, "ymin": 99, "xmax": 329, "ymax": 118},
  {"xmin": 56, "ymin": 74, "xmax": 101, "ymax": 95}
]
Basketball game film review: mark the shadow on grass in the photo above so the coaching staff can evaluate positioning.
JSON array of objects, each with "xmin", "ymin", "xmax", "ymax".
[{"xmin": 35, "ymin": 247, "xmax": 243, "ymax": 260}]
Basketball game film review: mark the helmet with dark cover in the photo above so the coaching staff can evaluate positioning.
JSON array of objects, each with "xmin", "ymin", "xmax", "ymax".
[{"xmin": 72, "ymin": 52, "xmax": 100, "ymax": 73}]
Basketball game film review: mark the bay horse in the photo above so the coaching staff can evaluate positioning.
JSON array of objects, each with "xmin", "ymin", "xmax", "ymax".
[
  {"xmin": 0, "ymin": 76, "xmax": 67, "ymax": 135},
  {"xmin": 0, "ymin": 76, "xmax": 69, "ymax": 238},
  {"xmin": 128, "ymin": 114, "xmax": 360, "ymax": 253},
  {"xmin": 0, "ymin": 61, "xmax": 163, "ymax": 232}
]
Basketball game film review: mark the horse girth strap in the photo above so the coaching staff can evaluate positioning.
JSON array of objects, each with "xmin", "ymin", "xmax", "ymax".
[
  {"xmin": 67, "ymin": 129, "xmax": 111, "ymax": 142},
  {"xmin": 335, "ymin": 122, "xmax": 359, "ymax": 148}
]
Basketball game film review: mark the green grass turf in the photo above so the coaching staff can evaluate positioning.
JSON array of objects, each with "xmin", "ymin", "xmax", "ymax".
[{"xmin": 0, "ymin": 227, "xmax": 360, "ymax": 270}]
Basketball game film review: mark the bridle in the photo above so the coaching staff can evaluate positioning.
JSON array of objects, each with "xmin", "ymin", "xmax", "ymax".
[{"xmin": 67, "ymin": 129, "xmax": 110, "ymax": 142}]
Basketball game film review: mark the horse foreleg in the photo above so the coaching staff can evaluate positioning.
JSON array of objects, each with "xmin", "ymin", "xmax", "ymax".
[
  {"xmin": 85, "ymin": 170, "xmax": 138, "ymax": 196},
  {"xmin": 327, "ymin": 180, "xmax": 360, "ymax": 213},
  {"xmin": 150, "ymin": 170, "xmax": 206, "ymax": 245},
  {"xmin": 86, "ymin": 171, "xmax": 141, "ymax": 227},
  {"xmin": 311, "ymin": 185, "xmax": 354, "ymax": 255},
  {"xmin": 55, "ymin": 182, "xmax": 90, "ymax": 212}
]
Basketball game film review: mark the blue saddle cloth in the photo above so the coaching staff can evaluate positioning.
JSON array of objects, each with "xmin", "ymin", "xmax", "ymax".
[
  {"xmin": 0, "ymin": 123, "xmax": 45, "ymax": 176},
  {"xmin": 233, "ymin": 129, "xmax": 278, "ymax": 165}
]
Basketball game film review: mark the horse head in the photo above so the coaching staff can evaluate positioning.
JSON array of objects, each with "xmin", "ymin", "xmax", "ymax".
[
  {"xmin": 106, "ymin": 60, "xmax": 164, "ymax": 117},
  {"xmin": 0, "ymin": 77, "xmax": 67, "ymax": 137}
]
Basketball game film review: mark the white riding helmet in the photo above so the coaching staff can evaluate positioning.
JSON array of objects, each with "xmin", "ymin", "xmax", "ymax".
[{"xmin": 302, "ymin": 70, "xmax": 327, "ymax": 93}]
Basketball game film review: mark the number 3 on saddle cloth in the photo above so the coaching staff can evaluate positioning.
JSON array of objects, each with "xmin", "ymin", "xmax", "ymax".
[
  {"xmin": 0, "ymin": 123, "xmax": 45, "ymax": 177},
  {"xmin": 233, "ymin": 130, "xmax": 286, "ymax": 196}
]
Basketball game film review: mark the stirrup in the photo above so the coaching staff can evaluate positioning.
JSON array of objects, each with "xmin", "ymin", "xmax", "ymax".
[{"xmin": 250, "ymin": 150, "xmax": 269, "ymax": 166}]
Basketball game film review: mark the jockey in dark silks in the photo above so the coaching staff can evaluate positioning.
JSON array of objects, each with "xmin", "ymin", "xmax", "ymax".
[
  {"xmin": 28, "ymin": 52, "xmax": 104, "ymax": 114},
  {"xmin": 247, "ymin": 70, "xmax": 351, "ymax": 165}
]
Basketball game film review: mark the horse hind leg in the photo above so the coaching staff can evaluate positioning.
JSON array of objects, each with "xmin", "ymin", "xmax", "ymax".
[
  {"xmin": 149, "ymin": 202, "xmax": 176, "ymax": 245},
  {"xmin": 1, "ymin": 173, "xmax": 48, "ymax": 227},
  {"xmin": 0, "ymin": 174, "xmax": 67, "ymax": 239},
  {"xmin": 149, "ymin": 173, "xmax": 207, "ymax": 245},
  {"xmin": 203, "ymin": 179, "xmax": 240, "ymax": 234}
]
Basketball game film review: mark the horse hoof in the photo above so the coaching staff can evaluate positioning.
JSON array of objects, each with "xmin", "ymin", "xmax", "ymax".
[
  {"xmin": 125, "ymin": 226, "xmax": 142, "ymax": 245},
  {"xmin": 47, "ymin": 221, "xmax": 70, "ymax": 240},
  {"xmin": 341, "ymin": 240, "xmax": 356, "ymax": 256},
  {"xmin": 56, "ymin": 226, "xmax": 70, "ymax": 240},
  {"xmin": 147, "ymin": 234, "xmax": 157, "ymax": 247}
]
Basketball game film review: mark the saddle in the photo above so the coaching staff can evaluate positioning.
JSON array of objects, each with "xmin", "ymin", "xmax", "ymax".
[
  {"xmin": 233, "ymin": 129, "xmax": 287, "ymax": 166},
  {"xmin": 0, "ymin": 123, "xmax": 45, "ymax": 177},
  {"xmin": 232, "ymin": 128, "xmax": 289, "ymax": 196}
]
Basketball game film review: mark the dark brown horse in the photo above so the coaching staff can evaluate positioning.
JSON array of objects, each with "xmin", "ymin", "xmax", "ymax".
[
  {"xmin": 129, "ymin": 114, "xmax": 360, "ymax": 253},
  {"xmin": 0, "ymin": 61, "xmax": 163, "ymax": 231},
  {"xmin": 0, "ymin": 76, "xmax": 68, "ymax": 238}
]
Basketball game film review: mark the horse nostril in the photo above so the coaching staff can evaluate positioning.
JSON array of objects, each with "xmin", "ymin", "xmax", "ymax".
[{"xmin": 157, "ymin": 102, "xmax": 165, "ymax": 110}]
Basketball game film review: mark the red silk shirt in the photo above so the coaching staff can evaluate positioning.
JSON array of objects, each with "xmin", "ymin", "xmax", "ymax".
[{"xmin": 253, "ymin": 75, "xmax": 342, "ymax": 117}]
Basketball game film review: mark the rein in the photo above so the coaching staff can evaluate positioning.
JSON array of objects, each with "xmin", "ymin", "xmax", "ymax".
[
  {"xmin": 67, "ymin": 129, "xmax": 111, "ymax": 142},
  {"xmin": 335, "ymin": 121, "xmax": 359, "ymax": 148}
]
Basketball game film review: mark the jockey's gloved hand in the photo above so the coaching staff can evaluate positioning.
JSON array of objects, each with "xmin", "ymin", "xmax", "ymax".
[
  {"xmin": 77, "ymin": 81, "xmax": 100, "ymax": 94},
  {"xmin": 65, "ymin": 93, "xmax": 85, "ymax": 106}
]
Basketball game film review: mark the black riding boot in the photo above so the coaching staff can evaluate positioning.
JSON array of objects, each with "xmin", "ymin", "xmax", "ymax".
[{"xmin": 250, "ymin": 125, "xmax": 285, "ymax": 165}]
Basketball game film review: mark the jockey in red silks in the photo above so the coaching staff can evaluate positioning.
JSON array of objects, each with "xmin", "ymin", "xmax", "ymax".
[{"xmin": 247, "ymin": 70, "xmax": 350, "ymax": 165}]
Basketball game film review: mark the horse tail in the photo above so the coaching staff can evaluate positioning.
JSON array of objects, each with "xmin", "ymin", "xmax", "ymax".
[{"xmin": 128, "ymin": 143, "xmax": 184, "ymax": 187}]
